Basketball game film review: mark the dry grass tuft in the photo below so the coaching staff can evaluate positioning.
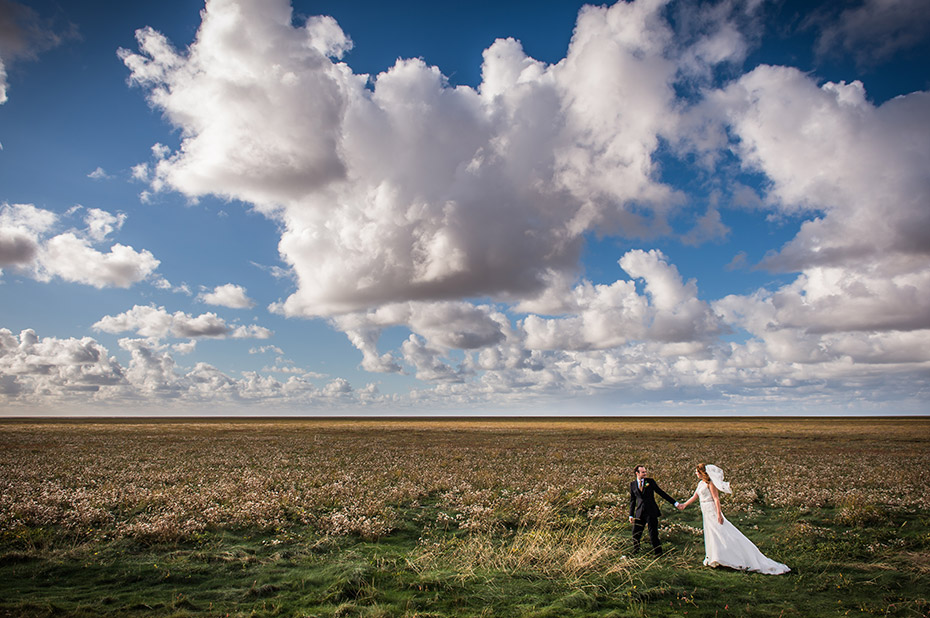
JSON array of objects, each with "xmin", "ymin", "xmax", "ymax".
[
  {"xmin": 835, "ymin": 495, "xmax": 888, "ymax": 527},
  {"xmin": 414, "ymin": 521, "xmax": 641, "ymax": 580}
]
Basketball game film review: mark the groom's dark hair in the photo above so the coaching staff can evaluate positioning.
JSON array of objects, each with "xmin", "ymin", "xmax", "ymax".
[{"xmin": 633, "ymin": 465, "xmax": 645, "ymax": 473}]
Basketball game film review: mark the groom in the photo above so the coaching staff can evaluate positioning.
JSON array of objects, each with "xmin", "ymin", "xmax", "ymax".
[{"xmin": 629, "ymin": 465, "xmax": 679, "ymax": 556}]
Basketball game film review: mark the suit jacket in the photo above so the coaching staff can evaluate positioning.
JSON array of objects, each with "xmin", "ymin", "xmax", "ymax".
[{"xmin": 629, "ymin": 477, "xmax": 676, "ymax": 519}]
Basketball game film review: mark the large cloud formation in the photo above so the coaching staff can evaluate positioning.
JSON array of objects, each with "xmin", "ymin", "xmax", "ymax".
[
  {"xmin": 120, "ymin": 0, "xmax": 694, "ymax": 317},
  {"xmin": 28, "ymin": 0, "xmax": 921, "ymax": 413}
]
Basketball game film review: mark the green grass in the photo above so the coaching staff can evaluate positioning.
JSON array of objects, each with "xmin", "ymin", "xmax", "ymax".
[{"xmin": 2, "ymin": 502, "xmax": 929, "ymax": 617}]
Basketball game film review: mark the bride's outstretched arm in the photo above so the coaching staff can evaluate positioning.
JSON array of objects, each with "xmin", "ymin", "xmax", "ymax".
[
  {"xmin": 678, "ymin": 490, "xmax": 698, "ymax": 510},
  {"xmin": 709, "ymin": 483, "xmax": 723, "ymax": 524}
]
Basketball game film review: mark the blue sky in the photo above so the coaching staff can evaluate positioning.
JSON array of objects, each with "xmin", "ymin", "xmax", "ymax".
[{"xmin": 1, "ymin": 0, "xmax": 928, "ymax": 416}]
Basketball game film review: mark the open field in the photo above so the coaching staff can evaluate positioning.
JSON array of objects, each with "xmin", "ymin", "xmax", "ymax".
[{"xmin": 2, "ymin": 417, "xmax": 929, "ymax": 617}]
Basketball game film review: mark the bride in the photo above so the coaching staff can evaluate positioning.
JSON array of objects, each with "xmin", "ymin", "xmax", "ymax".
[{"xmin": 678, "ymin": 464, "xmax": 790, "ymax": 575}]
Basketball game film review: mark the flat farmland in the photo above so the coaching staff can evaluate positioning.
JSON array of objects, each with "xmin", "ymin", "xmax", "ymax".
[{"xmin": 1, "ymin": 417, "xmax": 929, "ymax": 617}]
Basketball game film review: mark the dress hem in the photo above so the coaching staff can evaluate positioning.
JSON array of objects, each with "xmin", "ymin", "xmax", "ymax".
[{"xmin": 703, "ymin": 558, "xmax": 790, "ymax": 575}]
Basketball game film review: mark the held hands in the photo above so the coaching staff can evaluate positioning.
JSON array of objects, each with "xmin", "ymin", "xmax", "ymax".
[{"xmin": 677, "ymin": 503, "xmax": 685, "ymax": 510}]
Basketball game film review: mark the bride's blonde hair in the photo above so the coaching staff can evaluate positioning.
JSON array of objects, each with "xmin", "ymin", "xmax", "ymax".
[{"xmin": 696, "ymin": 463, "xmax": 714, "ymax": 488}]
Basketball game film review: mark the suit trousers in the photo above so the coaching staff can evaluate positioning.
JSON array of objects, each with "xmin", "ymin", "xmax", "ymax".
[{"xmin": 632, "ymin": 514, "xmax": 663, "ymax": 555}]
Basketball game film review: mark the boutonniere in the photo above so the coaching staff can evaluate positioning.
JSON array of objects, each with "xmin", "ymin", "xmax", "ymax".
[{"xmin": 643, "ymin": 481, "xmax": 649, "ymax": 489}]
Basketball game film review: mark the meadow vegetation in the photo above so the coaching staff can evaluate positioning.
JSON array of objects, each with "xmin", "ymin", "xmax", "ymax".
[{"xmin": 1, "ymin": 417, "xmax": 929, "ymax": 616}]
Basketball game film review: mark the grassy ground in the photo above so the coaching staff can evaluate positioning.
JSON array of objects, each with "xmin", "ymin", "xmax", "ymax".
[{"xmin": 1, "ymin": 418, "xmax": 929, "ymax": 617}]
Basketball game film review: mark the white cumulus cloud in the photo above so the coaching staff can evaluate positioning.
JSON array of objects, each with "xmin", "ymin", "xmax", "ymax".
[
  {"xmin": 38, "ymin": 234, "xmax": 158, "ymax": 288},
  {"xmin": 699, "ymin": 65, "xmax": 930, "ymax": 339},
  {"xmin": 199, "ymin": 283, "xmax": 255, "ymax": 308},
  {"xmin": 0, "ymin": 328, "xmax": 127, "ymax": 400},
  {"xmin": 120, "ymin": 0, "xmax": 702, "ymax": 317},
  {"xmin": 0, "ymin": 202, "xmax": 52, "ymax": 266},
  {"xmin": 0, "ymin": 203, "xmax": 158, "ymax": 287},
  {"xmin": 93, "ymin": 305, "xmax": 272, "ymax": 340},
  {"xmin": 521, "ymin": 249, "xmax": 723, "ymax": 351}
]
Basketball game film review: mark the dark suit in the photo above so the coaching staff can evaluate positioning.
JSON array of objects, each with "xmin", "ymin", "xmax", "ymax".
[{"xmin": 629, "ymin": 477, "xmax": 677, "ymax": 555}]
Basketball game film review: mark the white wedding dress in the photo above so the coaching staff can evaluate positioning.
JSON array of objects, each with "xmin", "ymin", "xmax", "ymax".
[{"xmin": 697, "ymin": 480, "xmax": 790, "ymax": 575}]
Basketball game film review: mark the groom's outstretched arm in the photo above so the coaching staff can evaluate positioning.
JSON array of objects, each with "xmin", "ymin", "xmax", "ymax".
[{"xmin": 653, "ymin": 481, "xmax": 677, "ymax": 506}]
